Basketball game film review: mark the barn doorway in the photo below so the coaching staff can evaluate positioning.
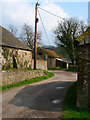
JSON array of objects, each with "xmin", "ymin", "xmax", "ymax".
[{"xmin": 13, "ymin": 56, "xmax": 17, "ymax": 68}]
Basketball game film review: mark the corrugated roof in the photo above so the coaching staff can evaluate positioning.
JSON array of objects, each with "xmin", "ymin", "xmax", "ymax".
[
  {"xmin": 56, "ymin": 58, "xmax": 72, "ymax": 63},
  {"xmin": 76, "ymin": 27, "xmax": 90, "ymax": 45},
  {"xmin": 0, "ymin": 26, "xmax": 32, "ymax": 51},
  {"xmin": 40, "ymin": 48, "xmax": 60, "ymax": 58}
]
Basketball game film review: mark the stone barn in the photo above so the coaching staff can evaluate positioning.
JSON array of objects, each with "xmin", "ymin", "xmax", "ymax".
[
  {"xmin": 0, "ymin": 26, "xmax": 32, "ymax": 70},
  {"xmin": 38, "ymin": 48, "xmax": 70, "ymax": 69},
  {"xmin": 77, "ymin": 27, "xmax": 90, "ymax": 109}
]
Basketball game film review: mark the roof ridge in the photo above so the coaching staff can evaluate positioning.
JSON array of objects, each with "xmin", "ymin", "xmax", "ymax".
[
  {"xmin": 40, "ymin": 48, "xmax": 60, "ymax": 58},
  {"xmin": 0, "ymin": 26, "xmax": 32, "ymax": 51}
]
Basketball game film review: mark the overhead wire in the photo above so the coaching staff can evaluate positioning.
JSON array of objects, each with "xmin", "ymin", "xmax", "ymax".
[
  {"xmin": 26, "ymin": 0, "xmax": 39, "ymax": 25},
  {"xmin": 26, "ymin": 9, "xmax": 35, "ymax": 25},
  {"xmin": 38, "ymin": 9, "xmax": 52, "ymax": 45},
  {"xmin": 38, "ymin": 7, "xmax": 66, "ymax": 20},
  {"xmin": 26, "ymin": 2, "xmax": 67, "ymax": 45},
  {"xmin": 38, "ymin": 6, "xmax": 88, "ymax": 22}
]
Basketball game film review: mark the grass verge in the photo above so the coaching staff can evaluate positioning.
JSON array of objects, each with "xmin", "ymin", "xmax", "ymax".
[
  {"xmin": 65, "ymin": 69, "xmax": 77, "ymax": 72},
  {"xmin": 48, "ymin": 68, "xmax": 67, "ymax": 70},
  {"xmin": 61, "ymin": 82, "xmax": 90, "ymax": 119},
  {"xmin": 1, "ymin": 70, "xmax": 54, "ymax": 91}
]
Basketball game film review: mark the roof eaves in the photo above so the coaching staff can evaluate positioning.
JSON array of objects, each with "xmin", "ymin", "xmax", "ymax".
[
  {"xmin": 0, "ymin": 44, "xmax": 32, "ymax": 51},
  {"xmin": 76, "ymin": 27, "xmax": 90, "ymax": 45}
]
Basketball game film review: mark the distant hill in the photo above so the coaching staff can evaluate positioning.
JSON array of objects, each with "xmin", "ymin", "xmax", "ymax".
[{"xmin": 42, "ymin": 45, "xmax": 69, "ymax": 58}]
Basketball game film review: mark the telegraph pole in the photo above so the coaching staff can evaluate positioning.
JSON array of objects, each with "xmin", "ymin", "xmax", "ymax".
[{"xmin": 34, "ymin": 3, "xmax": 39, "ymax": 69}]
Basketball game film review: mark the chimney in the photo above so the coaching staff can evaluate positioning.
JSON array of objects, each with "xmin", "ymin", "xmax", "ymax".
[{"xmin": 88, "ymin": 1, "xmax": 90, "ymax": 26}]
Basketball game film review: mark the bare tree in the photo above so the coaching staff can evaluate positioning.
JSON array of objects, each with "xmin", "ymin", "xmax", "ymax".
[
  {"xmin": 8, "ymin": 24, "xmax": 17, "ymax": 36},
  {"xmin": 19, "ymin": 24, "xmax": 34, "ymax": 49},
  {"xmin": 19, "ymin": 23, "xmax": 42, "ymax": 50}
]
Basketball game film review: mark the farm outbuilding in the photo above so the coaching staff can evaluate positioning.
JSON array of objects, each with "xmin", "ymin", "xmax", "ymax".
[
  {"xmin": 38, "ymin": 48, "xmax": 70, "ymax": 69},
  {"xmin": 56, "ymin": 58, "xmax": 71, "ymax": 69},
  {"xmin": 0, "ymin": 26, "xmax": 32, "ymax": 70}
]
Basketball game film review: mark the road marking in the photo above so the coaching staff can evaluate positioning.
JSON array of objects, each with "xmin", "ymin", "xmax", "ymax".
[
  {"xmin": 52, "ymin": 99, "xmax": 60, "ymax": 104},
  {"xmin": 56, "ymin": 87, "xmax": 64, "ymax": 89}
]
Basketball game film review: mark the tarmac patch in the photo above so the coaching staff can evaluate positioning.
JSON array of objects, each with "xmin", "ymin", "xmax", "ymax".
[
  {"xmin": 56, "ymin": 87, "xmax": 64, "ymax": 89},
  {"xmin": 52, "ymin": 99, "xmax": 60, "ymax": 104}
]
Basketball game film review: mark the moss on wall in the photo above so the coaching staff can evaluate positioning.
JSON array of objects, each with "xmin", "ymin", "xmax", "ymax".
[
  {"xmin": 77, "ymin": 44, "xmax": 89, "ymax": 109},
  {"xmin": 2, "ymin": 47, "xmax": 32, "ymax": 70}
]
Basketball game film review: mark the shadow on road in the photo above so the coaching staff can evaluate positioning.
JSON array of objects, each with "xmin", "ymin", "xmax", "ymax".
[{"xmin": 9, "ymin": 81, "xmax": 73, "ymax": 112}]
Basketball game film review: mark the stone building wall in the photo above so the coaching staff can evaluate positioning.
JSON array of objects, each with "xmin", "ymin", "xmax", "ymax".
[
  {"xmin": 1, "ymin": 70, "xmax": 47, "ymax": 86},
  {"xmin": 0, "ymin": 47, "xmax": 2, "ymax": 86},
  {"xmin": 47, "ymin": 57, "xmax": 56, "ymax": 68},
  {"xmin": 1, "ymin": 46, "xmax": 32, "ymax": 70},
  {"xmin": 32, "ymin": 59, "xmax": 47, "ymax": 70},
  {"xmin": 77, "ymin": 44, "xmax": 90, "ymax": 109},
  {"xmin": 0, "ymin": 47, "xmax": 2, "ymax": 70}
]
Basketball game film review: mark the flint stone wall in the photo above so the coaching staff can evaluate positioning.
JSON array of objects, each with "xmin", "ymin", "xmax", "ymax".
[
  {"xmin": 77, "ymin": 44, "xmax": 90, "ymax": 109},
  {"xmin": 1, "ymin": 46, "xmax": 32, "ymax": 70},
  {"xmin": 1, "ymin": 70, "xmax": 47, "ymax": 86}
]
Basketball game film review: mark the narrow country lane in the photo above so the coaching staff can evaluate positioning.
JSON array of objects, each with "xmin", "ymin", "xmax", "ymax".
[{"xmin": 2, "ymin": 70, "xmax": 77, "ymax": 118}]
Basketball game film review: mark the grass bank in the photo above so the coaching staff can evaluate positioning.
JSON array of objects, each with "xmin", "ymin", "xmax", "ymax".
[
  {"xmin": 1, "ymin": 70, "xmax": 54, "ymax": 91},
  {"xmin": 61, "ymin": 82, "xmax": 90, "ymax": 119}
]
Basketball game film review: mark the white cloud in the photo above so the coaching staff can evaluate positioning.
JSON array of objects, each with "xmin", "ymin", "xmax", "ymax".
[
  {"xmin": 44, "ymin": 0, "xmax": 89, "ymax": 2},
  {"xmin": 3, "ymin": 2, "xmax": 34, "ymax": 24},
  {"xmin": 1, "ymin": 0, "xmax": 30, "ymax": 3},
  {"xmin": 0, "ymin": 0, "xmax": 39, "ymax": 3},
  {"xmin": 1, "ymin": 0, "xmax": 69, "ymax": 45},
  {"xmin": 0, "ymin": 4, "xmax": 2, "ymax": 25},
  {"xmin": 38, "ymin": 2, "xmax": 69, "ymax": 30},
  {"xmin": 37, "ymin": 1, "xmax": 69, "ymax": 45}
]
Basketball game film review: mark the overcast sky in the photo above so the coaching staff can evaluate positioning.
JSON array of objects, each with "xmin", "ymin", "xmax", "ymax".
[{"xmin": 0, "ymin": 0, "xmax": 89, "ymax": 46}]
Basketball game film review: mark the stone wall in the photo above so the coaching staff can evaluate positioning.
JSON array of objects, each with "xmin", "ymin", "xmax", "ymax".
[
  {"xmin": 1, "ymin": 46, "xmax": 32, "ymax": 70},
  {"xmin": 77, "ymin": 44, "xmax": 90, "ymax": 109},
  {"xmin": 1, "ymin": 70, "xmax": 47, "ymax": 86},
  {"xmin": 32, "ymin": 59, "xmax": 47, "ymax": 70}
]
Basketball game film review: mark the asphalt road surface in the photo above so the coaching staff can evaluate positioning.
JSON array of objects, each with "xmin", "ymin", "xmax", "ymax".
[{"xmin": 2, "ymin": 70, "xmax": 77, "ymax": 118}]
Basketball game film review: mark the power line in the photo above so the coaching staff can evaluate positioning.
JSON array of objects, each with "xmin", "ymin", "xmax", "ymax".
[
  {"xmin": 38, "ymin": 9, "xmax": 52, "ymax": 45},
  {"xmin": 26, "ymin": 1, "xmax": 39, "ymax": 25},
  {"xmin": 38, "ymin": 7, "xmax": 66, "ymax": 20},
  {"xmin": 26, "ymin": 9, "xmax": 35, "ymax": 24},
  {"xmin": 38, "ymin": 7, "xmax": 88, "ymax": 22}
]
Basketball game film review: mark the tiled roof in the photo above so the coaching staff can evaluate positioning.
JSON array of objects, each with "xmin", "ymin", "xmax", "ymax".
[
  {"xmin": 76, "ymin": 27, "xmax": 90, "ymax": 45},
  {"xmin": 40, "ymin": 48, "xmax": 60, "ymax": 58},
  {"xmin": 0, "ymin": 26, "xmax": 32, "ymax": 51}
]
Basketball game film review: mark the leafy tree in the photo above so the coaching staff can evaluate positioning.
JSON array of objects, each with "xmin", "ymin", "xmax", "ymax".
[{"xmin": 54, "ymin": 18, "xmax": 87, "ymax": 65}]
